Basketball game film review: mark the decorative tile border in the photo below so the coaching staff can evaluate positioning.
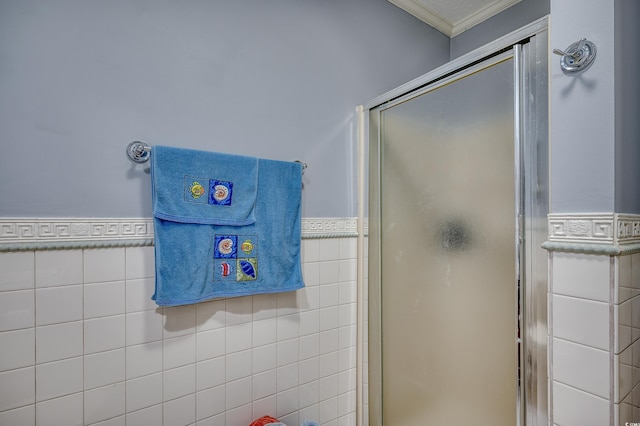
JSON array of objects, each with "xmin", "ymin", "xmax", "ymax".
[
  {"xmin": 544, "ymin": 213, "xmax": 640, "ymax": 255},
  {"xmin": 0, "ymin": 217, "xmax": 361, "ymax": 251}
]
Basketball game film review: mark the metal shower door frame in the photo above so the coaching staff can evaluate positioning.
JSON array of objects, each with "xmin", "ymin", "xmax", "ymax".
[{"xmin": 361, "ymin": 17, "xmax": 549, "ymax": 426}]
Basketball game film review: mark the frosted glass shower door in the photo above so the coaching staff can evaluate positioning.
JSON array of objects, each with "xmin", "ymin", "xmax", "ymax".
[{"xmin": 377, "ymin": 56, "xmax": 517, "ymax": 425}]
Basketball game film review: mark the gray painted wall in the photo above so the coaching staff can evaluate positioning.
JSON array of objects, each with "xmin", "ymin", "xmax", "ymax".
[
  {"xmin": 550, "ymin": 0, "xmax": 616, "ymax": 212},
  {"xmin": 450, "ymin": 0, "xmax": 549, "ymax": 59},
  {"xmin": 615, "ymin": 0, "xmax": 640, "ymax": 214},
  {"xmin": 0, "ymin": 0, "xmax": 449, "ymax": 218}
]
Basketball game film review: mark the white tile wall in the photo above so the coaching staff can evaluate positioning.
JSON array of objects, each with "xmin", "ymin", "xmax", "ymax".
[
  {"xmin": 0, "ymin": 237, "xmax": 358, "ymax": 425},
  {"xmin": 550, "ymin": 251, "xmax": 640, "ymax": 426}
]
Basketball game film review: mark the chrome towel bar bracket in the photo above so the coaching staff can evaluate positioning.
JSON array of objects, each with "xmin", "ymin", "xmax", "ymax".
[
  {"xmin": 553, "ymin": 38, "xmax": 596, "ymax": 75},
  {"xmin": 126, "ymin": 141, "xmax": 151, "ymax": 163}
]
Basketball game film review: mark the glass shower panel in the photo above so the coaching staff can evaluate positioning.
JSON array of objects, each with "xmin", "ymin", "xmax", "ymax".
[{"xmin": 379, "ymin": 58, "xmax": 516, "ymax": 425}]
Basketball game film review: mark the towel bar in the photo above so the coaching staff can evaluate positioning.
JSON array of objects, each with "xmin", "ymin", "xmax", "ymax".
[{"xmin": 126, "ymin": 141, "xmax": 307, "ymax": 174}]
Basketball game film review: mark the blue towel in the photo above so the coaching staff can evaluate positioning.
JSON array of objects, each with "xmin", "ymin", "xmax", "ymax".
[
  {"xmin": 152, "ymin": 145, "xmax": 258, "ymax": 226},
  {"xmin": 150, "ymin": 146, "xmax": 305, "ymax": 306}
]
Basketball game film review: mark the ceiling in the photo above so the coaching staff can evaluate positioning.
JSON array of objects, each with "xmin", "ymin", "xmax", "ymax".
[{"xmin": 388, "ymin": 0, "xmax": 521, "ymax": 37}]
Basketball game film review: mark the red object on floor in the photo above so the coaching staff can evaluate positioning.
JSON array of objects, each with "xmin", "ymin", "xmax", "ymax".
[{"xmin": 250, "ymin": 415, "xmax": 280, "ymax": 426}]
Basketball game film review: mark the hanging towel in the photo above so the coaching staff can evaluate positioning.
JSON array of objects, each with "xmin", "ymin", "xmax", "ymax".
[
  {"xmin": 151, "ymin": 145, "xmax": 305, "ymax": 306},
  {"xmin": 152, "ymin": 145, "xmax": 258, "ymax": 226}
]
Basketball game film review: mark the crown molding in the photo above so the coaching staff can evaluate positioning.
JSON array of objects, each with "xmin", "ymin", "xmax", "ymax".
[
  {"xmin": 0, "ymin": 217, "xmax": 361, "ymax": 251},
  {"xmin": 387, "ymin": 0, "xmax": 521, "ymax": 37}
]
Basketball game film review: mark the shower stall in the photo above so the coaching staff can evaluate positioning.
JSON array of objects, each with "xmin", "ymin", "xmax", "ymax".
[{"xmin": 361, "ymin": 19, "xmax": 549, "ymax": 426}]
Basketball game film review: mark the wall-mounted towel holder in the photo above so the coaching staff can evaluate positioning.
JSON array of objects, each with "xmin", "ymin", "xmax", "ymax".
[
  {"xmin": 126, "ymin": 141, "xmax": 308, "ymax": 174},
  {"xmin": 553, "ymin": 38, "xmax": 596, "ymax": 75}
]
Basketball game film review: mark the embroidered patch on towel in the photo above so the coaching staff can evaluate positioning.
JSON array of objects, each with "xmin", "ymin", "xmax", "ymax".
[
  {"xmin": 184, "ymin": 176, "xmax": 208, "ymax": 203},
  {"xmin": 184, "ymin": 176, "xmax": 233, "ymax": 206},
  {"xmin": 213, "ymin": 235, "xmax": 258, "ymax": 282},
  {"xmin": 209, "ymin": 180, "xmax": 233, "ymax": 206}
]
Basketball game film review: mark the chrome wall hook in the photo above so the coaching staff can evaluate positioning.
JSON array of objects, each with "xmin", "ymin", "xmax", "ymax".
[{"xmin": 553, "ymin": 38, "xmax": 596, "ymax": 75}]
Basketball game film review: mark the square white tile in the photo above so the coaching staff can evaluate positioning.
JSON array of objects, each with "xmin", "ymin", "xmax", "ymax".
[
  {"xmin": 226, "ymin": 322, "xmax": 253, "ymax": 354},
  {"xmin": 552, "ymin": 338, "xmax": 609, "ymax": 399},
  {"xmin": 36, "ymin": 321, "xmax": 82, "ymax": 364},
  {"xmin": 226, "ymin": 349, "xmax": 252, "ymax": 382},
  {"xmin": 338, "ymin": 303, "xmax": 357, "ymax": 328},
  {"xmin": 319, "ymin": 329, "xmax": 340, "ymax": 355},
  {"xmin": 163, "ymin": 334, "xmax": 196, "ymax": 370},
  {"xmin": 339, "ymin": 347, "xmax": 356, "ymax": 372},
  {"xmin": 552, "ymin": 381, "xmax": 608, "ymax": 425},
  {"xmin": 196, "ymin": 356, "xmax": 225, "ymax": 391},
  {"xmin": 163, "ymin": 304, "xmax": 196, "ymax": 338},
  {"xmin": 319, "ymin": 373, "xmax": 338, "ymax": 401},
  {"xmin": 125, "ymin": 246, "xmax": 155, "ymax": 280},
  {"xmin": 0, "ymin": 404, "xmax": 35, "ymax": 425},
  {"xmin": 318, "ymin": 395, "xmax": 338, "ymax": 424},
  {"xmin": 299, "ymin": 334, "xmax": 320, "ymax": 361},
  {"xmin": 83, "ymin": 248, "xmax": 125, "ymax": 284},
  {"xmin": 299, "ymin": 381, "xmax": 319, "ymax": 408},
  {"xmin": 277, "ymin": 314, "xmax": 299, "ymax": 342},
  {"xmin": 253, "ymin": 317, "xmax": 277, "ymax": 347},
  {"xmin": 35, "ymin": 285, "xmax": 83, "ymax": 326},
  {"xmin": 196, "ymin": 299, "xmax": 226, "ymax": 331},
  {"xmin": 339, "ymin": 238, "xmax": 357, "ymax": 260},
  {"xmin": 299, "ymin": 310, "xmax": 320, "ymax": 336},
  {"xmin": 196, "ymin": 384, "xmax": 226, "ymax": 421},
  {"xmin": 301, "ymin": 239, "xmax": 321, "ymax": 263},
  {"xmin": 125, "ymin": 341, "xmax": 163, "ymax": 380},
  {"xmin": 302, "ymin": 262, "xmax": 320, "ymax": 287},
  {"xmin": 319, "ymin": 283, "xmax": 339, "ymax": 308},
  {"xmin": 225, "ymin": 402, "xmax": 254, "ymax": 426},
  {"xmin": 162, "ymin": 394, "xmax": 195, "ymax": 426},
  {"xmin": 0, "ymin": 252, "xmax": 34, "ymax": 291},
  {"xmin": 252, "ymin": 394, "xmax": 277, "ymax": 421},
  {"xmin": 84, "ymin": 382, "xmax": 126, "ymax": 425},
  {"xmin": 0, "ymin": 328, "xmax": 34, "ymax": 372},
  {"xmin": 339, "ymin": 281, "xmax": 357, "ymax": 306},
  {"xmin": 276, "ymin": 387, "xmax": 299, "ymax": 419},
  {"xmin": 0, "ymin": 289, "xmax": 34, "ymax": 332},
  {"xmin": 253, "ymin": 293, "xmax": 278, "ymax": 321},
  {"xmin": 318, "ymin": 239, "xmax": 341, "ymax": 262},
  {"xmin": 552, "ymin": 295, "xmax": 609, "ymax": 350},
  {"xmin": 276, "ymin": 291, "xmax": 298, "ymax": 316},
  {"xmin": 298, "ymin": 286, "xmax": 319, "ymax": 312},
  {"xmin": 35, "ymin": 250, "xmax": 82, "ymax": 288},
  {"xmin": 253, "ymin": 369, "xmax": 277, "ymax": 400},
  {"xmin": 163, "ymin": 364, "xmax": 196, "ymax": 402},
  {"xmin": 84, "ymin": 280, "xmax": 125, "ymax": 319},
  {"xmin": 277, "ymin": 338, "xmax": 299, "ymax": 367},
  {"xmin": 338, "ymin": 258, "xmax": 357, "ymax": 282},
  {"xmin": 84, "ymin": 348, "xmax": 125, "ymax": 390},
  {"xmin": 35, "ymin": 357, "xmax": 83, "ymax": 402},
  {"xmin": 125, "ymin": 310, "xmax": 163, "ymax": 346},
  {"xmin": 277, "ymin": 363, "xmax": 299, "ymax": 392},
  {"xmin": 226, "ymin": 296, "xmax": 253, "ymax": 326},
  {"xmin": 126, "ymin": 372, "xmax": 163, "ymax": 413},
  {"xmin": 125, "ymin": 404, "xmax": 162, "ymax": 426},
  {"xmin": 0, "ymin": 366, "xmax": 34, "ymax": 411},
  {"xmin": 226, "ymin": 377, "xmax": 252, "ymax": 410},
  {"xmin": 319, "ymin": 306, "xmax": 340, "ymax": 332},
  {"xmin": 125, "ymin": 278, "xmax": 157, "ymax": 313},
  {"xmin": 35, "ymin": 392, "xmax": 82, "ymax": 426},
  {"xmin": 299, "ymin": 357, "xmax": 320, "ymax": 385},
  {"xmin": 196, "ymin": 328, "xmax": 226, "ymax": 362},
  {"xmin": 84, "ymin": 315, "xmax": 126, "ymax": 354},
  {"xmin": 552, "ymin": 252, "xmax": 610, "ymax": 302},
  {"xmin": 319, "ymin": 261, "xmax": 340, "ymax": 286},
  {"xmin": 253, "ymin": 343, "xmax": 276, "ymax": 374}
]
